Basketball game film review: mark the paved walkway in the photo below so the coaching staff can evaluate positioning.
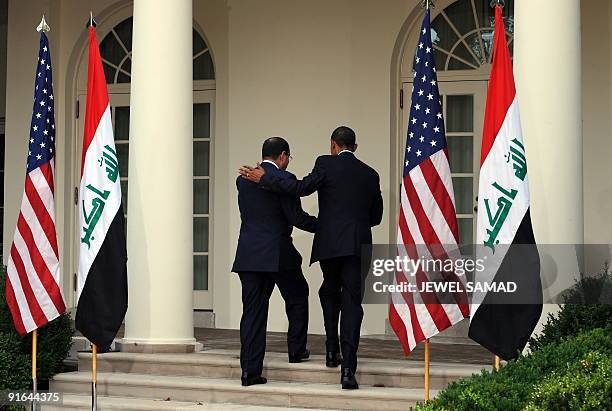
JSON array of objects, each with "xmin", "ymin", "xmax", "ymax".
[
  {"xmin": 193, "ymin": 328, "xmax": 492, "ymax": 365},
  {"xmin": 79, "ymin": 326, "xmax": 491, "ymax": 365}
]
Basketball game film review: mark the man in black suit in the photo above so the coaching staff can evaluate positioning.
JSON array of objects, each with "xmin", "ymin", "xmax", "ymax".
[
  {"xmin": 240, "ymin": 126, "xmax": 383, "ymax": 389},
  {"xmin": 232, "ymin": 137, "xmax": 317, "ymax": 387}
]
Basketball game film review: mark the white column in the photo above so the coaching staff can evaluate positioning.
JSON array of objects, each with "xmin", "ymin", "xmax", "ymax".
[
  {"xmin": 122, "ymin": 0, "xmax": 195, "ymax": 351},
  {"xmin": 514, "ymin": 0, "xmax": 582, "ymax": 336}
]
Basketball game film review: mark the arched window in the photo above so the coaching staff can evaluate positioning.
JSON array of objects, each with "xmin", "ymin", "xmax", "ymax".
[
  {"xmin": 99, "ymin": 17, "xmax": 215, "ymax": 83},
  {"xmin": 428, "ymin": 0, "xmax": 514, "ymax": 71}
]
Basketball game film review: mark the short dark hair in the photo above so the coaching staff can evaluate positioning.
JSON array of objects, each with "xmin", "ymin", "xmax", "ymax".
[
  {"xmin": 262, "ymin": 137, "xmax": 290, "ymax": 159},
  {"xmin": 331, "ymin": 126, "xmax": 356, "ymax": 149}
]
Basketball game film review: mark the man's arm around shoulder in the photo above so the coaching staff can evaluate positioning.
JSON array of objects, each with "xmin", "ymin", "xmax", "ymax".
[
  {"xmin": 278, "ymin": 172, "xmax": 318, "ymax": 233},
  {"xmin": 260, "ymin": 156, "xmax": 328, "ymax": 197}
]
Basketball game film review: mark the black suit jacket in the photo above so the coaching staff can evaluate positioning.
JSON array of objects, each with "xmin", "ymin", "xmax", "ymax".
[
  {"xmin": 232, "ymin": 162, "xmax": 317, "ymax": 273},
  {"xmin": 260, "ymin": 152, "xmax": 383, "ymax": 264}
]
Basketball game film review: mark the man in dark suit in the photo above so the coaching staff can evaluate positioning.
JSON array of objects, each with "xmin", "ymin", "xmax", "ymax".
[
  {"xmin": 232, "ymin": 137, "xmax": 317, "ymax": 387},
  {"xmin": 240, "ymin": 126, "xmax": 383, "ymax": 389}
]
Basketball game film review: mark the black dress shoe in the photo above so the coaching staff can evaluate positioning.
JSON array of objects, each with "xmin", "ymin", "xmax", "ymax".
[
  {"xmin": 340, "ymin": 368, "xmax": 359, "ymax": 390},
  {"xmin": 326, "ymin": 351, "xmax": 343, "ymax": 368},
  {"xmin": 289, "ymin": 349, "xmax": 310, "ymax": 363},
  {"xmin": 241, "ymin": 371, "xmax": 267, "ymax": 387}
]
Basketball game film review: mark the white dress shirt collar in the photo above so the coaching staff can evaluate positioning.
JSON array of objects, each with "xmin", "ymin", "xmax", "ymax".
[
  {"xmin": 338, "ymin": 149, "xmax": 354, "ymax": 156},
  {"xmin": 261, "ymin": 159, "xmax": 280, "ymax": 169}
]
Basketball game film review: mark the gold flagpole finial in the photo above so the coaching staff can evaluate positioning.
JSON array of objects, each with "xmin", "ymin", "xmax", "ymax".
[
  {"xmin": 421, "ymin": 0, "xmax": 436, "ymax": 9},
  {"xmin": 36, "ymin": 15, "xmax": 50, "ymax": 33},
  {"xmin": 87, "ymin": 11, "xmax": 97, "ymax": 29}
]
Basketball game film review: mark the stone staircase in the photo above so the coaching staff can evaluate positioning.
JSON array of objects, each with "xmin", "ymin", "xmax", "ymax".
[{"xmin": 46, "ymin": 349, "xmax": 490, "ymax": 410}]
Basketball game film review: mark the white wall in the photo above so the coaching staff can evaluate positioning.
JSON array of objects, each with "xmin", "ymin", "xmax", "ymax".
[
  {"xmin": 582, "ymin": 0, "xmax": 612, "ymax": 273},
  {"xmin": 0, "ymin": 0, "xmax": 7, "ymax": 123}
]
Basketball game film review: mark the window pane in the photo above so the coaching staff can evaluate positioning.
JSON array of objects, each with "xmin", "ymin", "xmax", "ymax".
[
  {"xmin": 450, "ymin": 43, "xmax": 478, "ymax": 68},
  {"xmin": 116, "ymin": 143, "xmax": 129, "ymax": 178},
  {"xmin": 117, "ymin": 72, "xmax": 130, "ymax": 83},
  {"xmin": 114, "ymin": 106, "xmax": 130, "ymax": 141},
  {"xmin": 452, "ymin": 177, "xmax": 473, "ymax": 215},
  {"xmin": 193, "ymin": 141, "xmax": 210, "ymax": 177},
  {"xmin": 121, "ymin": 59, "xmax": 132, "ymax": 74},
  {"xmin": 433, "ymin": 49, "xmax": 447, "ymax": 72},
  {"xmin": 457, "ymin": 218, "xmax": 473, "ymax": 255},
  {"xmin": 114, "ymin": 17, "xmax": 133, "ymax": 52},
  {"xmin": 465, "ymin": 32, "xmax": 486, "ymax": 65},
  {"xmin": 446, "ymin": 95, "xmax": 474, "ymax": 132},
  {"xmin": 194, "ymin": 217, "xmax": 209, "ymax": 252},
  {"xmin": 100, "ymin": 32, "xmax": 125, "ymax": 67},
  {"xmin": 447, "ymin": 136, "xmax": 473, "ymax": 173},
  {"xmin": 431, "ymin": 14, "xmax": 459, "ymax": 53},
  {"xmin": 0, "ymin": 134, "xmax": 4, "ymax": 169},
  {"xmin": 193, "ymin": 103, "xmax": 211, "ymax": 138},
  {"xmin": 480, "ymin": 30, "xmax": 495, "ymax": 62},
  {"xmin": 193, "ymin": 51, "xmax": 215, "ymax": 80},
  {"xmin": 193, "ymin": 29, "xmax": 207, "ymax": 55},
  {"xmin": 120, "ymin": 180, "xmax": 128, "ymax": 212},
  {"xmin": 194, "ymin": 179, "xmax": 209, "ymax": 215},
  {"xmin": 102, "ymin": 63, "xmax": 117, "ymax": 84},
  {"xmin": 194, "ymin": 255, "xmax": 208, "ymax": 291},
  {"xmin": 445, "ymin": 0, "xmax": 476, "ymax": 34}
]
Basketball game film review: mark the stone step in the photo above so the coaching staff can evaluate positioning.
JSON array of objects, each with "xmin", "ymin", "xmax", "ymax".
[
  {"xmin": 51, "ymin": 371, "xmax": 431, "ymax": 411},
  {"xmin": 41, "ymin": 393, "xmax": 330, "ymax": 411},
  {"xmin": 77, "ymin": 349, "xmax": 489, "ymax": 390}
]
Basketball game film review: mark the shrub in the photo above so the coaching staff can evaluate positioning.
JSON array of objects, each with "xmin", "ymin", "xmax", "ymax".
[
  {"xmin": 524, "ymin": 352, "xmax": 612, "ymax": 411},
  {"xmin": 414, "ymin": 327, "xmax": 612, "ymax": 411},
  {"xmin": 529, "ymin": 266, "xmax": 612, "ymax": 351},
  {"xmin": 0, "ymin": 267, "xmax": 73, "ymax": 391}
]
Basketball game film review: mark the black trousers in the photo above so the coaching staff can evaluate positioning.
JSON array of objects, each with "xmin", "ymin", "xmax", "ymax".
[
  {"xmin": 238, "ymin": 269, "xmax": 309, "ymax": 376},
  {"xmin": 318, "ymin": 255, "xmax": 367, "ymax": 373}
]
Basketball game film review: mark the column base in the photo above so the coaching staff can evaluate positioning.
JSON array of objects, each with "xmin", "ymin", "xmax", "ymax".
[{"xmin": 117, "ymin": 339, "xmax": 203, "ymax": 353}]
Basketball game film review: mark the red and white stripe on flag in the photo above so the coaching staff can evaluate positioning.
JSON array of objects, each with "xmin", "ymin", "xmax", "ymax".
[
  {"xmin": 5, "ymin": 32, "xmax": 66, "ymax": 335},
  {"xmin": 389, "ymin": 9, "xmax": 468, "ymax": 355}
]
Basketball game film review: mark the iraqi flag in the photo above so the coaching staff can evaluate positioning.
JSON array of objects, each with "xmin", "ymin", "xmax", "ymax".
[
  {"xmin": 468, "ymin": 5, "xmax": 542, "ymax": 361},
  {"xmin": 75, "ymin": 25, "xmax": 127, "ymax": 351}
]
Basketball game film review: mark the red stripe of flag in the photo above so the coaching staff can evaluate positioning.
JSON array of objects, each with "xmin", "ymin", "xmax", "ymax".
[
  {"xmin": 398, "ymin": 207, "xmax": 452, "ymax": 330},
  {"xmin": 39, "ymin": 161, "xmax": 55, "ymax": 196},
  {"xmin": 81, "ymin": 26, "xmax": 110, "ymax": 177},
  {"xmin": 403, "ymin": 176, "xmax": 444, "ymax": 246},
  {"xmin": 4, "ymin": 278, "xmax": 27, "ymax": 335},
  {"xmin": 25, "ymin": 175, "xmax": 59, "ymax": 258},
  {"xmin": 420, "ymin": 155, "xmax": 460, "ymax": 243},
  {"xmin": 17, "ymin": 214, "xmax": 66, "ymax": 314},
  {"xmin": 480, "ymin": 6, "xmax": 516, "ymax": 166},
  {"xmin": 9, "ymin": 244, "xmax": 47, "ymax": 329}
]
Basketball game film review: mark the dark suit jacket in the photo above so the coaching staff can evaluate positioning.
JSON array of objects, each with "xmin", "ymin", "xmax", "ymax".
[
  {"xmin": 260, "ymin": 152, "xmax": 383, "ymax": 264},
  {"xmin": 232, "ymin": 162, "xmax": 317, "ymax": 273}
]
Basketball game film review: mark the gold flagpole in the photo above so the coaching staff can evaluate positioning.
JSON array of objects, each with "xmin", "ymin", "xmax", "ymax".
[
  {"xmin": 31, "ymin": 330, "xmax": 37, "ymax": 411},
  {"xmin": 424, "ymin": 339, "xmax": 430, "ymax": 401},
  {"xmin": 494, "ymin": 355, "xmax": 501, "ymax": 371},
  {"xmin": 91, "ymin": 343, "xmax": 97, "ymax": 411}
]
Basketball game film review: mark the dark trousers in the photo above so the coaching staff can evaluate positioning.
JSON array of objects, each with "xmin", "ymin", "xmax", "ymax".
[
  {"xmin": 318, "ymin": 255, "xmax": 367, "ymax": 373},
  {"xmin": 238, "ymin": 269, "xmax": 309, "ymax": 376}
]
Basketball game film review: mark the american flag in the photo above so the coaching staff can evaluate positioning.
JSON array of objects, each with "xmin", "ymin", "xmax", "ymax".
[
  {"xmin": 5, "ymin": 32, "xmax": 65, "ymax": 335},
  {"xmin": 389, "ymin": 9, "xmax": 469, "ymax": 354}
]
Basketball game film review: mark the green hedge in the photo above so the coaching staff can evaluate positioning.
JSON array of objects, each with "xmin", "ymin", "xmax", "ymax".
[
  {"xmin": 0, "ymin": 267, "xmax": 73, "ymax": 391},
  {"xmin": 529, "ymin": 267, "xmax": 612, "ymax": 351},
  {"xmin": 414, "ymin": 327, "xmax": 612, "ymax": 411},
  {"xmin": 524, "ymin": 351, "xmax": 612, "ymax": 411}
]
